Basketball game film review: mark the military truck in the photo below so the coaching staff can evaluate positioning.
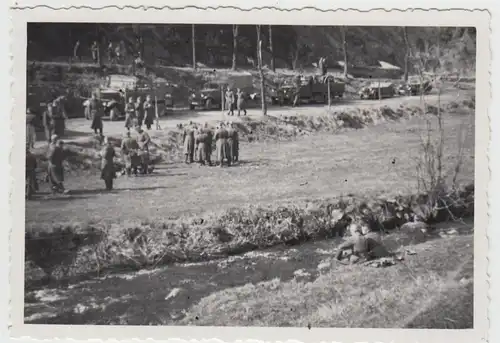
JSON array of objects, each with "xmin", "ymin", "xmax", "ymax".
[
  {"xmin": 188, "ymin": 72, "xmax": 258, "ymax": 110},
  {"xmin": 271, "ymin": 75, "xmax": 345, "ymax": 105},
  {"xmin": 359, "ymin": 81, "xmax": 396, "ymax": 100},
  {"xmin": 89, "ymin": 74, "xmax": 175, "ymax": 121}
]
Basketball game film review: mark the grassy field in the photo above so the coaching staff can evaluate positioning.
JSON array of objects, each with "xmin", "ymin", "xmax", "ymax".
[{"xmin": 26, "ymin": 109, "xmax": 474, "ymax": 226}]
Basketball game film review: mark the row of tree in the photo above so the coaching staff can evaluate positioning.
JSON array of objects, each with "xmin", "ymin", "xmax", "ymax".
[{"xmin": 27, "ymin": 24, "xmax": 476, "ymax": 76}]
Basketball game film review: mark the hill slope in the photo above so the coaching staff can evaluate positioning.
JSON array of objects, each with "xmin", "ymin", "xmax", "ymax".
[{"xmin": 28, "ymin": 24, "xmax": 476, "ymax": 74}]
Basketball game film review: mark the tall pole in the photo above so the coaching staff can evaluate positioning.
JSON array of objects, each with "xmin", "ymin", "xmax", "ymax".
[
  {"xmin": 192, "ymin": 24, "xmax": 196, "ymax": 69},
  {"xmin": 257, "ymin": 25, "xmax": 267, "ymax": 116},
  {"xmin": 269, "ymin": 25, "xmax": 275, "ymax": 72}
]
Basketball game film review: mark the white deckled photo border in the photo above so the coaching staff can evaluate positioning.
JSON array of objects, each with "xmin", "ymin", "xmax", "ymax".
[{"xmin": 8, "ymin": 5, "xmax": 491, "ymax": 343}]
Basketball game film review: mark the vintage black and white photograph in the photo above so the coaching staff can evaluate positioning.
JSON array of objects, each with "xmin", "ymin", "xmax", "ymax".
[{"xmin": 11, "ymin": 7, "xmax": 489, "ymax": 338}]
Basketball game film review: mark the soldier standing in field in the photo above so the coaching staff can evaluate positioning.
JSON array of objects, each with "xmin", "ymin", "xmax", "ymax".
[
  {"xmin": 236, "ymin": 88, "xmax": 247, "ymax": 116},
  {"xmin": 182, "ymin": 121, "xmax": 195, "ymax": 164},
  {"xmin": 225, "ymin": 87, "xmax": 235, "ymax": 116},
  {"xmin": 51, "ymin": 98, "xmax": 67, "ymax": 137},
  {"xmin": 91, "ymin": 41, "xmax": 99, "ymax": 64},
  {"xmin": 73, "ymin": 40, "xmax": 81, "ymax": 62},
  {"xmin": 100, "ymin": 137, "xmax": 116, "ymax": 191},
  {"xmin": 124, "ymin": 97, "xmax": 136, "ymax": 131},
  {"xmin": 194, "ymin": 127, "xmax": 208, "ymax": 166},
  {"xmin": 89, "ymin": 93, "xmax": 104, "ymax": 137},
  {"xmin": 226, "ymin": 122, "xmax": 237, "ymax": 164},
  {"xmin": 143, "ymin": 95, "xmax": 155, "ymax": 130},
  {"xmin": 214, "ymin": 123, "xmax": 231, "ymax": 167},
  {"xmin": 47, "ymin": 137, "xmax": 68, "ymax": 194},
  {"xmin": 135, "ymin": 96, "xmax": 144, "ymax": 128},
  {"xmin": 136, "ymin": 126, "xmax": 151, "ymax": 174},
  {"xmin": 120, "ymin": 131, "xmax": 140, "ymax": 176},
  {"xmin": 26, "ymin": 108, "xmax": 37, "ymax": 149},
  {"xmin": 42, "ymin": 103, "xmax": 53, "ymax": 144},
  {"xmin": 292, "ymin": 75, "xmax": 302, "ymax": 107},
  {"xmin": 203, "ymin": 122, "xmax": 213, "ymax": 166},
  {"xmin": 25, "ymin": 145, "xmax": 38, "ymax": 199}
]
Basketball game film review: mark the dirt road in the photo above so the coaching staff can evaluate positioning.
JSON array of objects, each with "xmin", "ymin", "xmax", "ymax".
[{"xmin": 52, "ymin": 87, "xmax": 469, "ymax": 148}]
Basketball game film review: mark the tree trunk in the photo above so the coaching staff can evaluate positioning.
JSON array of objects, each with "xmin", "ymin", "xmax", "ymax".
[
  {"xmin": 256, "ymin": 25, "xmax": 267, "ymax": 116},
  {"xmin": 269, "ymin": 25, "xmax": 275, "ymax": 72},
  {"xmin": 232, "ymin": 25, "xmax": 239, "ymax": 70},
  {"xmin": 403, "ymin": 27, "xmax": 410, "ymax": 82},
  {"xmin": 292, "ymin": 44, "xmax": 300, "ymax": 70},
  {"xmin": 192, "ymin": 24, "xmax": 196, "ymax": 69},
  {"xmin": 436, "ymin": 27, "xmax": 441, "ymax": 72},
  {"xmin": 341, "ymin": 26, "xmax": 348, "ymax": 78}
]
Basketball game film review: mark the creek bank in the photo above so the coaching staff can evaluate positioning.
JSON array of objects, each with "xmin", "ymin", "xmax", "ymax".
[{"xmin": 25, "ymin": 182, "xmax": 474, "ymax": 286}]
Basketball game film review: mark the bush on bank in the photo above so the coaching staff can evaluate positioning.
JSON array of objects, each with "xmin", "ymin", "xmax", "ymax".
[{"xmin": 25, "ymin": 182, "xmax": 474, "ymax": 284}]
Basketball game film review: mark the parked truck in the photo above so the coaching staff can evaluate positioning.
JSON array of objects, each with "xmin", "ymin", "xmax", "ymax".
[{"xmin": 271, "ymin": 75, "xmax": 345, "ymax": 105}]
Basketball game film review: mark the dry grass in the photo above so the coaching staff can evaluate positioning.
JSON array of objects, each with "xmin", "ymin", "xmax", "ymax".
[
  {"xmin": 27, "ymin": 109, "xmax": 474, "ymax": 225},
  {"xmin": 178, "ymin": 235, "xmax": 473, "ymax": 328}
]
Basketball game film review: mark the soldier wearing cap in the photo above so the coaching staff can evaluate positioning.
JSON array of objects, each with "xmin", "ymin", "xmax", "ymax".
[
  {"xmin": 26, "ymin": 108, "xmax": 37, "ymax": 149},
  {"xmin": 47, "ymin": 137, "xmax": 67, "ymax": 194},
  {"xmin": 120, "ymin": 131, "xmax": 140, "ymax": 176},
  {"xmin": 182, "ymin": 121, "xmax": 196, "ymax": 164},
  {"xmin": 124, "ymin": 97, "xmax": 136, "ymax": 131},
  {"xmin": 136, "ymin": 126, "xmax": 151, "ymax": 174},
  {"xmin": 100, "ymin": 136, "xmax": 116, "ymax": 190}
]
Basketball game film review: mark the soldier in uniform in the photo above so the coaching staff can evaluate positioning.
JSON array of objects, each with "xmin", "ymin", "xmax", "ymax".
[
  {"xmin": 100, "ymin": 137, "xmax": 116, "ymax": 191},
  {"xmin": 136, "ymin": 126, "xmax": 151, "ymax": 174},
  {"xmin": 229, "ymin": 122, "xmax": 239, "ymax": 162},
  {"xmin": 25, "ymin": 145, "xmax": 38, "ymax": 200},
  {"xmin": 51, "ymin": 98, "xmax": 67, "ymax": 137},
  {"xmin": 194, "ymin": 127, "xmax": 208, "ymax": 165},
  {"xmin": 292, "ymin": 75, "xmax": 302, "ymax": 107},
  {"xmin": 335, "ymin": 224, "xmax": 390, "ymax": 264},
  {"xmin": 182, "ymin": 121, "xmax": 196, "ymax": 164},
  {"xmin": 26, "ymin": 108, "xmax": 37, "ymax": 149},
  {"xmin": 89, "ymin": 93, "xmax": 104, "ymax": 136},
  {"xmin": 47, "ymin": 137, "xmax": 67, "ymax": 194},
  {"xmin": 124, "ymin": 97, "xmax": 136, "ymax": 131},
  {"xmin": 236, "ymin": 88, "xmax": 247, "ymax": 116},
  {"xmin": 135, "ymin": 96, "xmax": 144, "ymax": 128},
  {"xmin": 143, "ymin": 95, "xmax": 155, "ymax": 130},
  {"xmin": 203, "ymin": 122, "xmax": 213, "ymax": 166},
  {"xmin": 42, "ymin": 103, "xmax": 53, "ymax": 144},
  {"xmin": 214, "ymin": 123, "xmax": 231, "ymax": 167},
  {"xmin": 226, "ymin": 122, "xmax": 237, "ymax": 164},
  {"xmin": 120, "ymin": 131, "xmax": 140, "ymax": 176},
  {"xmin": 225, "ymin": 87, "xmax": 235, "ymax": 116}
]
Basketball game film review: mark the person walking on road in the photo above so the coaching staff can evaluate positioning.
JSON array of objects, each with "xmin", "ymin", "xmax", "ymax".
[
  {"xmin": 89, "ymin": 93, "xmax": 104, "ymax": 137},
  {"xmin": 236, "ymin": 88, "xmax": 247, "ymax": 116},
  {"xmin": 225, "ymin": 87, "xmax": 235, "ymax": 116},
  {"xmin": 124, "ymin": 97, "xmax": 136, "ymax": 131},
  {"xmin": 143, "ymin": 95, "xmax": 155, "ymax": 130}
]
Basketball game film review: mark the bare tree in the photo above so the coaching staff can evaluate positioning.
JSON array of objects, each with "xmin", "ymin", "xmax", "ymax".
[
  {"xmin": 403, "ymin": 26, "xmax": 410, "ymax": 82},
  {"xmin": 269, "ymin": 25, "xmax": 275, "ymax": 72},
  {"xmin": 256, "ymin": 25, "xmax": 267, "ymax": 115},
  {"xmin": 191, "ymin": 24, "xmax": 196, "ymax": 69},
  {"xmin": 232, "ymin": 25, "xmax": 239, "ymax": 70},
  {"xmin": 340, "ymin": 26, "xmax": 348, "ymax": 78}
]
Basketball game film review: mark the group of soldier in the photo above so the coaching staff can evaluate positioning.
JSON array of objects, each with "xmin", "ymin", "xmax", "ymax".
[
  {"xmin": 182, "ymin": 120, "xmax": 239, "ymax": 167},
  {"xmin": 85, "ymin": 93, "xmax": 158, "ymax": 138},
  {"xmin": 223, "ymin": 87, "xmax": 247, "ymax": 117}
]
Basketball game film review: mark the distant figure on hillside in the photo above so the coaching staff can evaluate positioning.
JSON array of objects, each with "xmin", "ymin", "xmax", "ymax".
[
  {"xmin": 114, "ymin": 44, "xmax": 122, "ymax": 64},
  {"xmin": 73, "ymin": 40, "xmax": 81, "ymax": 62}
]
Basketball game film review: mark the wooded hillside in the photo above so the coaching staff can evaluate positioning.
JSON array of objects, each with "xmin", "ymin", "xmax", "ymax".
[{"xmin": 27, "ymin": 24, "xmax": 476, "ymax": 75}]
